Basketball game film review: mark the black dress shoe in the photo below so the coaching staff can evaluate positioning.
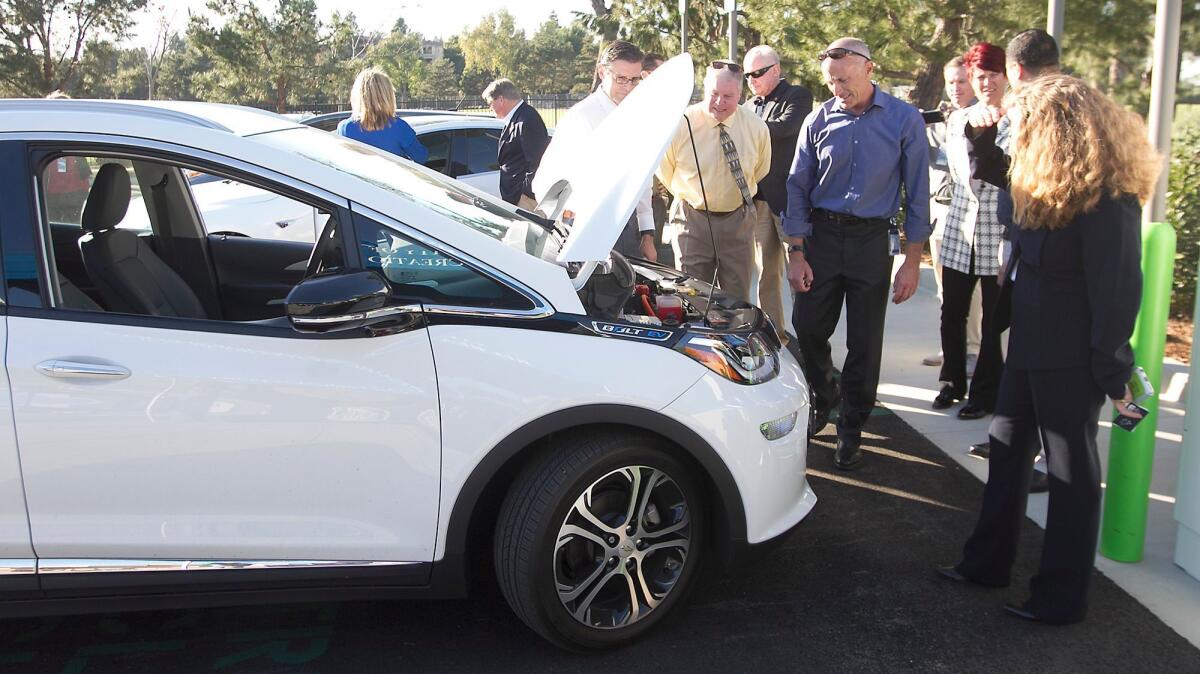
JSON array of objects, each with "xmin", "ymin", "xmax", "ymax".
[
  {"xmin": 1030, "ymin": 471, "xmax": 1050, "ymax": 494},
  {"xmin": 834, "ymin": 436, "xmax": 862, "ymax": 470},
  {"xmin": 932, "ymin": 384, "xmax": 963, "ymax": 410},
  {"xmin": 1004, "ymin": 603, "xmax": 1040, "ymax": 621},
  {"xmin": 809, "ymin": 405, "xmax": 832, "ymax": 438},
  {"xmin": 957, "ymin": 403, "xmax": 990, "ymax": 420},
  {"xmin": 968, "ymin": 442, "xmax": 991, "ymax": 459}
]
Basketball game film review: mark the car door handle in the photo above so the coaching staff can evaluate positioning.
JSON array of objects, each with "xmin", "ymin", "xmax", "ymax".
[{"xmin": 36, "ymin": 360, "xmax": 131, "ymax": 380}]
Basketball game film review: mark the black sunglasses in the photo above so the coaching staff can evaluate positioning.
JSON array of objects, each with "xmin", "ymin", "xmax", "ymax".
[
  {"xmin": 745, "ymin": 63, "xmax": 777, "ymax": 80},
  {"xmin": 710, "ymin": 60, "xmax": 743, "ymax": 74},
  {"xmin": 818, "ymin": 47, "xmax": 871, "ymax": 62}
]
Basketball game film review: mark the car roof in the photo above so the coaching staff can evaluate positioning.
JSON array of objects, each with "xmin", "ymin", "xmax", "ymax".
[
  {"xmin": 304, "ymin": 109, "xmax": 489, "ymax": 124},
  {"xmin": 0, "ymin": 99, "xmax": 299, "ymax": 137}
]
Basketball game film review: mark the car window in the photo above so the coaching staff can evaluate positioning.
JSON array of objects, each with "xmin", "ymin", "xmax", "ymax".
[
  {"xmin": 421, "ymin": 131, "xmax": 450, "ymax": 175},
  {"xmin": 258, "ymin": 127, "xmax": 558, "ymax": 261},
  {"xmin": 32, "ymin": 151, "xmax": 343, "ymax": 321},
  {"xmin": 40, "ymin": 156, "xmax": 151, "ymax": 233},
  {"xmin": 359, "ymin": 217, "xmax": 533, "ymax": 311},
  {"xmin": 188, "ymin": 173, "xmax": 320, "ymax": 243},
  {"xmin": 450, "ymin": 128, "xmax": 501, "ymax": 177}
]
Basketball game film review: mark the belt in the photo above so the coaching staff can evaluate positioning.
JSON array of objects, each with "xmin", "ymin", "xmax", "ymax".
[
  {"xmin": 688, "ymin": 203, "xmax": 743, "ymax": 217},
  {"xmin": 812, "ymin": 208, "xmax": 890, "ymax": 227}
]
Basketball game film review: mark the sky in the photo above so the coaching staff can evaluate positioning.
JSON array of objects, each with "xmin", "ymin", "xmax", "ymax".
[{"xmin": 133, "ymin": 0, "xmax": 594, "ymax": 46}]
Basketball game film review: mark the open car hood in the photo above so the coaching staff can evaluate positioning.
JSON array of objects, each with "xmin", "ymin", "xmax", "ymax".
[{"xmin": 549, "ymin": 53, "xmax": 695, "ymax": 265}]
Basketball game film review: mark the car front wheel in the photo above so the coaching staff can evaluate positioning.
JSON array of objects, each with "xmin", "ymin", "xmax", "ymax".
[{"xmin": 495, "ymin": 431, "xmax": 703, "ymax": 650}]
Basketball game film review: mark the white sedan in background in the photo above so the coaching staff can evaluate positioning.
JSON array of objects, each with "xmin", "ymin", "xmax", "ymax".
[{"xmin": 130, "ymin": 112, "xmax": 515, "ymax": 244}]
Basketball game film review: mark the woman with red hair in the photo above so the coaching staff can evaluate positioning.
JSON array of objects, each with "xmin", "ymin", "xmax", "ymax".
[{"xmin": 931, "ymin": 42, "xmax": 1010, "ymax": 420}]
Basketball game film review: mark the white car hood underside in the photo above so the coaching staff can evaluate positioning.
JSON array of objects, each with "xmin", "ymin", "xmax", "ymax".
[{"xmin": 552, "ymin": 53, "xmax": 695, "ymax": 264}]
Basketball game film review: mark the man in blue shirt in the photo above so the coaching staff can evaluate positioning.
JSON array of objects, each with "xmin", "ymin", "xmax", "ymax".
[{"xmin": 784, "ymin": 37, "xmax": 931, "ymax": 470}]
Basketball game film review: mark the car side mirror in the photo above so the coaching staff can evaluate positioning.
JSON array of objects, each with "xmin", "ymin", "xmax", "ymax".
[{"xmin": 286, "ymin": 270, "xmax": 405, "ymax": 333}]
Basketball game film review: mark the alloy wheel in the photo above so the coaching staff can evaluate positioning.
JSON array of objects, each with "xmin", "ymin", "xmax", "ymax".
[{"xmin": 553, "ymin": 465, "xmax": 691, "ymax": 629}]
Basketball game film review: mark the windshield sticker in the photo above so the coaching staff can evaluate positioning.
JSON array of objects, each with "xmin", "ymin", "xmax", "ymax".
[{"xmin": 590, "ymin": 322, "xmax": 675, "ymax": 342}]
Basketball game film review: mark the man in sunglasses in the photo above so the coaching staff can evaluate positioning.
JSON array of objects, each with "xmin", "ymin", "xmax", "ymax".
[
  {"xmin": 657, "ymin": 61, "xmax": 771, "ymax": 303},
  {"xmin": 533, "ymin": 40, "xmax": 657, "ymax": 262},
  {"xmin": 784, "ymin": 37, "xmax": 931, "ymax": 470},
  {"xmin": 742, "ymin": 44, "xmax": 814, "ymax": 344}
]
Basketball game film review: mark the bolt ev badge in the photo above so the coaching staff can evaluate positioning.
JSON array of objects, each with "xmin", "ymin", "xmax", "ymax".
[{"xmin": 590, "ymin": 321, "xmax": 674, "ymax": 342}]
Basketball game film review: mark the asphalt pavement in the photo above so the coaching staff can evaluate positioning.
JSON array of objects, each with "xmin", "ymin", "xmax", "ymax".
[{"xmin": 2, "ymin": 408, "xmax": 1198, "ymax": 673}]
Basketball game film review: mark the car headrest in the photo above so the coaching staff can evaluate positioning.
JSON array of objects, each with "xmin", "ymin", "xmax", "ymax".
[{"xmin": 81, "ymin": 163, "xmax": 132, "ymax": 233}]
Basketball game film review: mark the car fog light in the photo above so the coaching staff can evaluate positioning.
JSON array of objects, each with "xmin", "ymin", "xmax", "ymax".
[{"xmin": 760, "ymin": 411, "xmax": 799, "ymax": 441}]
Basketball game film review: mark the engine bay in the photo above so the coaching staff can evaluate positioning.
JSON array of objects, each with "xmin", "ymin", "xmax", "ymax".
[{"xmin": 577, "ymin": 252, "xmax": 768, "ymax": 335}]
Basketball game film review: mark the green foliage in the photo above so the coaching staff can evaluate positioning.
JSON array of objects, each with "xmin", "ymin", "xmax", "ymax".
[
  {"xmin": 0, "ymin": 0, "xmax": 148, "ymax": 96},
  {"xmin": 454, "ymin": 11, "xmax": 594, "ymax": 99},
  {"xmin": 187, "ymin": 0, "xmax": 327, "ymax": 113},
  {"xmin": 1169, "ymin": 115, "xmax": 1200, "ymax": 318},
  {"xmin": 74, "ymin": 40, "xmax": 148, "ymax": 99}
]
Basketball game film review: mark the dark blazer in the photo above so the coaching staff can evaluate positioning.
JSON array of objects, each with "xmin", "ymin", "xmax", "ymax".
[
  {"xmin": 971, "ymin": 125, "xmax": 1141, "ymax": 399},
  {"xmin": 497, "ymin": 102, "xmax": 549, "ymax": 205},
  {"xmin": 748, "ymin": 79, "xmax": 813, "ymax": 215}
]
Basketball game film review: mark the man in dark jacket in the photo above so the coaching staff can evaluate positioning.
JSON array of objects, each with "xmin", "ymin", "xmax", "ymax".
[
  {"xmin": 483, "ymin": 79, "xmax": 549, "ymax": 209},
  {"xmin": 742, "ymin": 45, "xmax": 813, "ymax": 342}
]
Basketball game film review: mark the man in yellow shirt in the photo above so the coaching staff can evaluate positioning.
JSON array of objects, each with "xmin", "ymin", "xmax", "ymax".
[{"xmin": 657, "ymin": 61, "xmax": 771, "ymax": 303}]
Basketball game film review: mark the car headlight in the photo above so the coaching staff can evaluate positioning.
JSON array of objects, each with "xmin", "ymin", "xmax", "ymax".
[{"xmin": 676, "ymin": 331, "xmax": 779, "ymax": 385}]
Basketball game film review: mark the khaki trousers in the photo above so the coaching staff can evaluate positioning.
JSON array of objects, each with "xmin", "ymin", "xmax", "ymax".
[
  {"xmin": 517, "ymin": 194, "xmax": 539, "ymax": 212},
  {"xmin": 753, "ymin": 200, "xmax": 790, "ymax": 339},
  {"xmin": 930, "ymin": 202, "xmax": 982, "ymax": 354},
  {"xmin": 667, "ymin": 200, "xmax": 755, "ymax": 303}
]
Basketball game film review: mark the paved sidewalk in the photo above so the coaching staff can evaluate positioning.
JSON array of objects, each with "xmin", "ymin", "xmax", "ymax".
[{"xmin": 823, "ymin": 260, "xmax": 1200, "ymax": 648}]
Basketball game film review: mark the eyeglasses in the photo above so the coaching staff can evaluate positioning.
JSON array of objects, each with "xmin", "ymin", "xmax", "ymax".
[
  {"xmin": 604, "ymin": 68, "xmax": 643, "ymax": 86},
  {"xmin": 710, "ymin": 60, "xmax": 743, "ymax": 74},
  {"xmin": 818, "ymin": 47, "xmax": 871, "ymax": 62},
  {"xmin": 745, "ymin": 63, "xmax": 777, "ymax": 80}
]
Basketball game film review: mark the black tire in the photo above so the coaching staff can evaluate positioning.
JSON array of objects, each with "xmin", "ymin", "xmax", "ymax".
[{"xmin": 494, "ymin": 430, "xmax": 704, "ymax": 650}]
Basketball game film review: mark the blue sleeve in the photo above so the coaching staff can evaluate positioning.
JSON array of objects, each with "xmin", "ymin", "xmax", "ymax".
[
  {"xmin": 782, "ymin": 110, "xmax": 818, "ymax": 238},
  {"xmin": 899, "ymin": 108, "xmax": 931, "ymax": 243},
  {"xmin": 335, "ymin": 119, "xmax": 350, "ymax": 137},
  {"xmin": 395, "ymin": 120, "xmax": 428, "ymax": 164}
]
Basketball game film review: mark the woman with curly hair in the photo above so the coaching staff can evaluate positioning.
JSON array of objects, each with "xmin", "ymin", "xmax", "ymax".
[{"xmin": 938, "ymin": 72, "xmax": 1159, "ymax": 624}]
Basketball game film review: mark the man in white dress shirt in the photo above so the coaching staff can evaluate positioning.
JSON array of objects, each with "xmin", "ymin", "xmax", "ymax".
[{"xmin": 533, "ymin": 40, "xmax": 657, "ymax": 262}]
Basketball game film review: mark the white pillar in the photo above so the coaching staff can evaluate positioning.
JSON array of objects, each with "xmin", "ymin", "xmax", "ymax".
[
  {"xmin": 1046, "ymin": 0, "xmax": 1066, "ymax": 45},
  {"xmin": 679, "ymin": 0, "xmax": 688, "ymax": 55},
  {"xmin": 725, "ymin": 0, "xmax": 738, "ymax": 61},
  {"xmin": 1145, "ymin": 0, "xmax": 1182, "ymax": 224},
  {"xmin": 1177, "ymin": 254, "xmax": 1200, "ymax": 579}
]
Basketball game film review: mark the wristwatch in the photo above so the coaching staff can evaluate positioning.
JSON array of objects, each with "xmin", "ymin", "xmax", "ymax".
[{"xmin": 788, "ymin": 242, "xmax": 807, "ymax": 254}]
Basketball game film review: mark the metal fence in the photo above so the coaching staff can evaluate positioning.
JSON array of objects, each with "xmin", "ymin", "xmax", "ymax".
[{"xmin": 277, "ymin": 93, "xmax": 588, "ymax": 127}]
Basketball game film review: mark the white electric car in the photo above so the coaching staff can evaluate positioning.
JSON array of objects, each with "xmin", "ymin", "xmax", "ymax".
[{"xmin": 0, "ymin": 55, "xmax": 814, "ymax": 649}]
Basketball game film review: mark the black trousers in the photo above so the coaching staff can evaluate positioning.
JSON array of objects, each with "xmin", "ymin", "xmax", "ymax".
[
  {"xmin": 939, "ymin": 266, "xmax": 1004, "ymax": 409},
  {"xmin": 956, "ymin": 365, "xmax": 1105, "ymax": 621},
  {"xmin": 791, "ymin": 220, "xmax": 891, "ymax": 438}
]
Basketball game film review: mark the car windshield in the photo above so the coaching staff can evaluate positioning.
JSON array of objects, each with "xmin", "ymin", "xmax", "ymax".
[{"xmin": 255, "ymin": 127, "xmax": 559, "ymax": 260}]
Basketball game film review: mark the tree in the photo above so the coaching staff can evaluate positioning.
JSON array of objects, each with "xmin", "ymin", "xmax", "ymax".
[
  {"xmin": 74, "ymin": 39, "xmax": 147, "ymax": 99},
  {"xmin": 187, "ymin": 0, "xmax": 326, "ymax": 112},
  {"xmin": 364, "ymin": 24, "xmax": 426, "ymax": 98},
  {"xmin": 520, "ymin": 15, "xmax": 591, "ymax": 93},
  {"xmin": 576, "ymin": 0, "xmax": 738, "ymax": 69},
  {"xmin": 156, "ymin": 33, "xmax": 211, "ymax": 101},
  {"xmin": 141, "ymin": 2, "xmax": 175, "ymax": 99},
  {"xmin": 457, "ymin": 11, "xmax": 527, "ymax": 84},
  {"xmin": 0, "ymin": 0, "xmax": 148, "ymax": 96},
  {"xmin": 411, "ymin": 58, "xmax": 461, "ymax": 98}
]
